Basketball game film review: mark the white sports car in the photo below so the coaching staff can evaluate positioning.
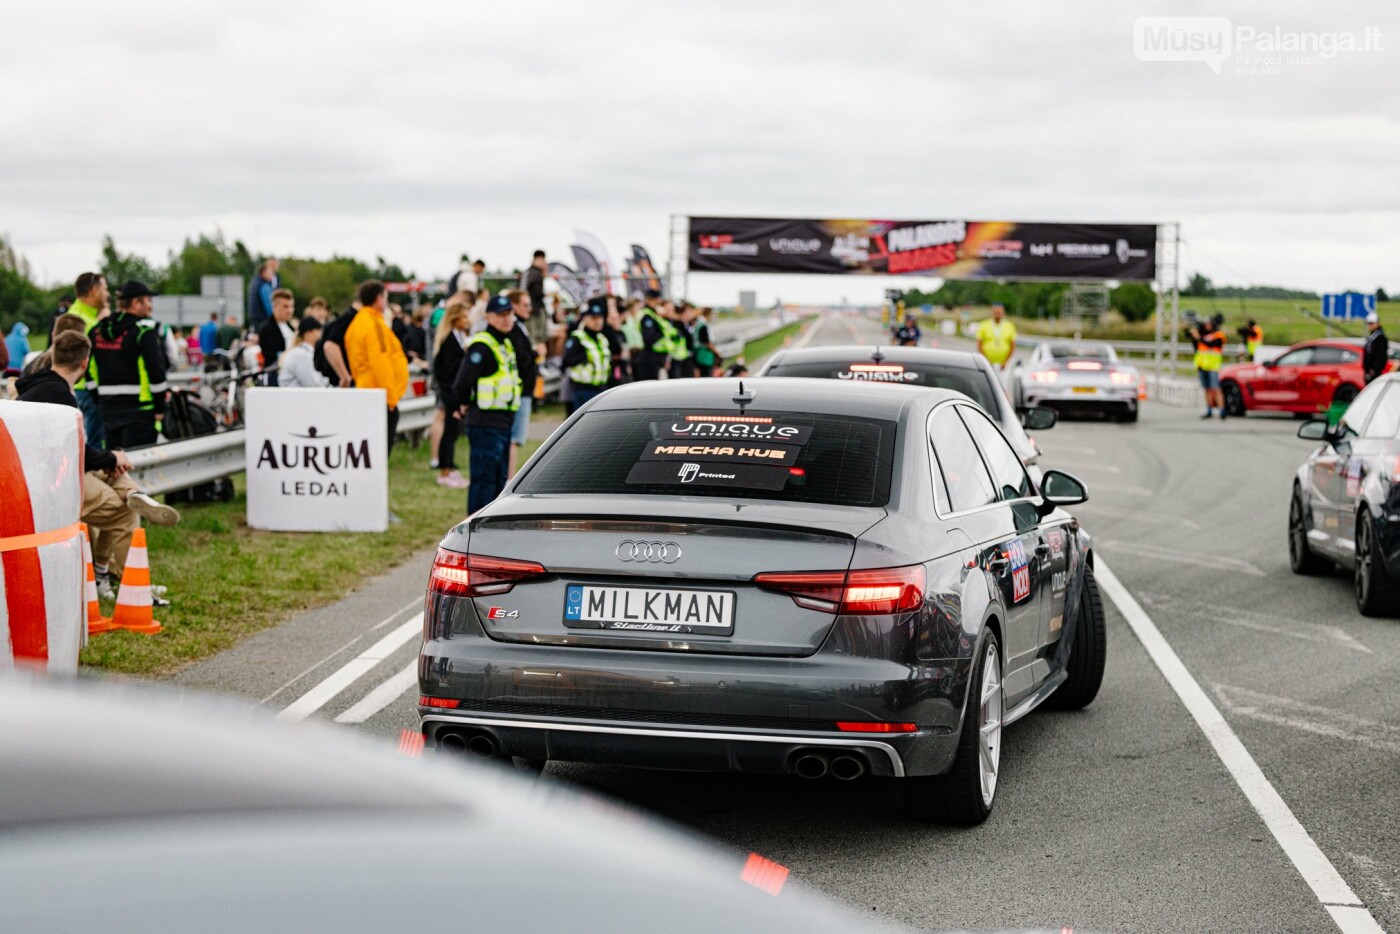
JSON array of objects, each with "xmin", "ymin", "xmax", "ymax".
[{"xmin": 1015, "ymin": 342, "xmax": 1145, "ymax": 422}]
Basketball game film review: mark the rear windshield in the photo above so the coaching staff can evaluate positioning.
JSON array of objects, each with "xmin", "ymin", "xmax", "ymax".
[
  {"xmin": 1048, "ymin": 345, "xmax": 1112, "ymax": 360},
  {"xmin": 764, "ymin": 360, "xmax": 998, "ymax": 412},
  {"xmin": 518, "ymin": 409, "xmax": 896, "ymax": 506}
]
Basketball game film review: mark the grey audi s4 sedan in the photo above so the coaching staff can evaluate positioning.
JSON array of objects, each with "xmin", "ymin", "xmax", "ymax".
[{"xmin": 419, "ymin": 378, "xmax": 1106, "ymax": 824}]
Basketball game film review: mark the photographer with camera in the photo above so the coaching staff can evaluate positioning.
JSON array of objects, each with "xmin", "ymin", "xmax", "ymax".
[
  {"xmin": 1190, "ymin": 313, "xmax": 1228, "ymax": 420},
  {"xmin": 1239, "ymin": 319, "xmax": 1263, "ymax": 361}
]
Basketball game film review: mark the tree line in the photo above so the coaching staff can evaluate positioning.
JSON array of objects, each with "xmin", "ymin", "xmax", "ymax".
[
  {"xmin": 899, "ymin": 279, "xmax": 1158, "ymax": 322},
  {"xmin": 0, "ymin": 231, "xmax": 418, "ymax": 334}
]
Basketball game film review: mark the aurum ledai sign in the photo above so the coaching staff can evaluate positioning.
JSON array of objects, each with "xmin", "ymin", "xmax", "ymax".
[{"xmin": 244, "ymin": 388, "xmax": 388, "ymax": 532}]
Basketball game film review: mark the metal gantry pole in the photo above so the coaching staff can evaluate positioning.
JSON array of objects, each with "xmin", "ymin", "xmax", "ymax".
[
  {"xmin": 1153, "ymin": 222, "xmax": 1181, "ymax": 388},
  {"xmin": 666, "ymin": 214, "xmax": 690, "ymax": 301}
]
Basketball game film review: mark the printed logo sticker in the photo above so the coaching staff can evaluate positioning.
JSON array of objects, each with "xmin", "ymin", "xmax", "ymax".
[
  {"xmin": 641, "ymin": 439, "xmax": 802, "ymax": 467},
  {"xmin": 1007, "ymin": 540, "xmax": 1031, "ymax": 604}
]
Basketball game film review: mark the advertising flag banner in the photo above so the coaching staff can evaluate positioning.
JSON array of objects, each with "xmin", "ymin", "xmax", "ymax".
[
  {"xmin": 548, "ymin": 262, "xmax": 589, "ymax": 306},
  {"xmin": 245, "ymin": 388, "xmax": 388, "ymax": 532},
  {"xmin": 627, "ymin": 244, "xmax": 666, "ymax": 299},
  {"xmin": 687, "ymin": 217, "xmax": 1157, "ymax": 281},
  {"xmin": 573, "ymin": 229, "xmax": 622, "ymax": 295},
  {"xmin": 570, "ymin": 245, "xmax": 606, "ymax": 300}
]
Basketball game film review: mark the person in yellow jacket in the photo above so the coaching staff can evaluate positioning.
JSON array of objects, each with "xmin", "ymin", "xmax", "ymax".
[
  {"xmin": 976, "ymin": 303, "xmax": 1016, "ymax": 370},
  {"xmin": 344, "ymin": 279, "xmax": 410, "ymax": 451}
]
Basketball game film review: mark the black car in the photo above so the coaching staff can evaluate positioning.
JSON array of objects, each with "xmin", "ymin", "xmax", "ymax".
[
  {"xmin": 419, "ymin": 378, "xmax": 1106, "ymax": 825},
  {"xmin": 1291, "ymin": 373, "xmax": 1400, "ymax": 615},
  {"xmin": 759, "ymin": 344, "xmax": 1055, "ymax": 481}
]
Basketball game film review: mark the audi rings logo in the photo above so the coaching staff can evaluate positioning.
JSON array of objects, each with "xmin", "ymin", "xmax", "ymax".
[{"xmin": 615, "ymin": 540, "xmax": 682, "ymax": 563}]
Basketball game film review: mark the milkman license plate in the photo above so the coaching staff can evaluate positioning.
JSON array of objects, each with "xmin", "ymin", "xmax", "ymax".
[
  {"xmin": 563, "ymin": 584, "xmax": 735, "ymax": 635},
  {"xmin": 1071, "ymin": 386, "xmax": 1098, "ymax": 394}
]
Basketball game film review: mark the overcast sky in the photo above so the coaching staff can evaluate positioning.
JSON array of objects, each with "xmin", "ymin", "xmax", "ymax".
[{"xmin": 2, "ymin": 0, "xmax": 1396, "ymax": 306}]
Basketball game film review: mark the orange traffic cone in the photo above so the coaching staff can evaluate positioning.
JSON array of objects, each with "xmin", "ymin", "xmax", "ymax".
[
  {"xmin": 110, "ymin": 528, "xmax": 162, "ymax": 635},
  {"xmin": 81, "ymin": 523, "xmax": 116, "ymax": 635}
]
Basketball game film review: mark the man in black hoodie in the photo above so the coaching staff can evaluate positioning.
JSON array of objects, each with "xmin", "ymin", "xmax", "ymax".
[{"xmin": 16, "ymin": 331, "xmax": 179, "ymax": 597}]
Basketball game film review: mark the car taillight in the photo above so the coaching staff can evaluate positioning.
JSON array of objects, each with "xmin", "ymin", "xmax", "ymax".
[
  {"xmin": 1109, "ymin": 371, "xmax": 1135, "ymax": 385},
  {"xmin": 1067, "ymin": 361, "xmax": 1102, "ymax": 371},
  {"xmin": 753, "ymin": 565, "xmax": 925, "ymax": 615},
  {"xmin": 1030, "ymin": 369, "xmax": 1059, "ymax": 383},
  {"xmin": 429, "ymin": 548, "xmax": 546, "ymax": 597}
]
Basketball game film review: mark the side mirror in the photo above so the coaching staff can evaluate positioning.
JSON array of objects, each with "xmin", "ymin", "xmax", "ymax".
[
  {"xmin": 1263, "ymin": 358, "xmax": 1279, "ymax": 368},
  {"xmin": 1296, "ymin": 420, "xmax": 1329, "ymax": 441},
  {"xmin": 1035, "ymin": 469, "xmax": 1088, "ymax": 515},
  {"xmin": 1018, "ymin": 406, "xmax": 1058, "ymax": 430}
]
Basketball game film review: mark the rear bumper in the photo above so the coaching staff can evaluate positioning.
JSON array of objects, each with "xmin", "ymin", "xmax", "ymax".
[
  {"xmin": 421, "ymin": 711, "xmax": 933, "ymax": 777},
  {"xmin": 419, "ymin": 637, "xmax": 972, "ymax": 778},
  {"xmin": 1024, "ymin": 388, "xmax": 1137, "ymax": 413}
]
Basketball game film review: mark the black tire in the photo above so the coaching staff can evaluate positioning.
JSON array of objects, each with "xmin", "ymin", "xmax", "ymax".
[
  {"xmin": 1045, "ymin": 565, "xmax": 1107, "ymax": 710},
  {"xmin": 1117, "ymin": 407, "xmax": 1139, "ymax": 423},
  {"xmin": 1222, "ymin": 381, "xmax": 1246, "ymax": 417},
  {"xmin": 1354, "ymin": 511, "xmax": 1398, "ymax": 616},
  {"xmin": 1288, "ymin": 487, "xmax": 1330, "ymax": 576},
  {"xmin": 903, "ymin": 631, "xmax": 1002, "ymax": 825}
]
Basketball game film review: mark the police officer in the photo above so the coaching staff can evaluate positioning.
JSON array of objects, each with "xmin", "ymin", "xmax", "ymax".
[
  {"xmin": 895, "ymin": 314, "xmax": 921, "ymax": 346},
  {"xmin": 670, "ymin": 301, "xmax": 695, "ymax": 378},
  {"xmin": 633, "ymin": 290, "xmax": 677, "ymax": 381},
  {"xmin": 453, "ymin": 294, "xmax": 522, "ymax": 514},
  {"xmin": 562, "ymin": 297, "xmax": 612, "ymax": 413},
  {"xmin": 90, "ymin": 281, "xmax": 169, "ymax": 449}
]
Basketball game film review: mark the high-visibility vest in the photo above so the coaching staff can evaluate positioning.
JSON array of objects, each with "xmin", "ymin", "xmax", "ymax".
[
  {"xmin": 621, "ymin": 316, "xmax": 643, "ymax": 350},
  {"xmin": 977, "ymin": 318, "xmax": 1016, "ymax": 364},
  {"xmin": 72, "ymin": 299, "xmax": 101, "ymax": 389},
  {"xmin": 566, "ymin": 328, "xmax": 612, "ymax": 386},
  {"xmin": 1193, "ymin": 330, "xmax": 1225, "ymax": 372},
  {"xmin": 467, "ymin": 331, "xmax": 521, "ymax": 412},
  {"xmin": 1246, "ymin": 325, "xmax": 1263, "ymax": 357},
  {"xmin": 641, "ymin": 308, "xmax": 676, "ymax": 355},
  {"xmin": 670, "ymin": 321, "xmax": 691, "ymax": 362}
]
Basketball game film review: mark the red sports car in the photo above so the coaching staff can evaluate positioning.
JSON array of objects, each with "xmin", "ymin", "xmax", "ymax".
[{"xmin": 1221, "ymin": 338, "xmax": 1398, "ymax": 417}]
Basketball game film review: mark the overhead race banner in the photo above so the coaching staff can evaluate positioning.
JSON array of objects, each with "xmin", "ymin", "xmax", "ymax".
[{"xmin": 688, "ymin": 217, "xmax": 1157, "ymax": 281}]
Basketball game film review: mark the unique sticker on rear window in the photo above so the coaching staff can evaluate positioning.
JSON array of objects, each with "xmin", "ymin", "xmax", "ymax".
[
  {"xmin": 626, "ymin": 460, "xmax": 791, "ymax": 491},
  {"xmin": 664, "ymin": 414, "xmax": 813, "ymax": 445},
  {"xmin": 640, "ymin": 440, "xmax": 802, "ymax": 467},
  {"xmin": 837, "ymin": 364, "xmax": 920, "ymax": 383}
]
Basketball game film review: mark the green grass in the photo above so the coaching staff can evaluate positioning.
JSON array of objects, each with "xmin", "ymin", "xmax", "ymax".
[
  {"xmin": 81, "ymin": 434, "xmax": 541, "ymax": 677},
  {"xmin": 934, "ymin": 299, "xmax": 1400, "ymax": 348},
  {"xmin": 728, "ymin": 319, "xmax": 808, "ymax": 366}
]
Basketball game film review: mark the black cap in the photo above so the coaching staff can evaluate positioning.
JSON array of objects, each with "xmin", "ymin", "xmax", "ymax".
[
  {"xmin": 644, "ymin": 288, "xmax": 662, "ymax": 300},
  {"xmin": 486, "ymin": 294, "xmax": 514, "ymax": 315},
  {"xmin": 297, "ymin": 316, "xmax": 323, "ymax": 335},
  {"xmin": 583, "ymin": 297, "xmax": 607, "ymax": 316},
  {"xmin": 118, "ymin": 280, "xmax": 157, "ymax": 301}
]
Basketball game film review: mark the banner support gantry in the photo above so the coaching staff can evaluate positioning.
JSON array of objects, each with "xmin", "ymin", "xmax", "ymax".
[
  {"xmin": 1152, "ymin": 222, "xmax": 1182, "ymax": 393},
  {"xmin": 666, "ymin": 214, "xmax": 689, "ymax": 300}
]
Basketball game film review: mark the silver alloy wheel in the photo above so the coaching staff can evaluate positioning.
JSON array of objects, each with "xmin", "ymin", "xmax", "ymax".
[{"xmin": 978, "ymin": 641, "xmax": 1003, "ymax": 807}]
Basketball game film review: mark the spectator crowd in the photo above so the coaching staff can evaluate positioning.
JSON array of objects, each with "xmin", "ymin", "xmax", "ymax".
[{"xmin": 1, "ymin": 250, "xmax": 737, "ymax": 553}]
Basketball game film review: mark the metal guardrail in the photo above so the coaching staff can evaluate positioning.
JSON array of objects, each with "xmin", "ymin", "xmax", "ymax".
[
  {"xmin": 127, "ymin": 395, "xmax": 437, "ymax": 496},
  {"xmin": 130, "ymin": 318, "xmax": 792, "ymax": 497}
]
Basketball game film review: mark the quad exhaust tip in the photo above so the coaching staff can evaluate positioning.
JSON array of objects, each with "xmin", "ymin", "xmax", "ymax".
[
  {"xmin": 437, "ymin": 728, "xmax": 500, "ymax": 759},
  {"xmin": 792, "ymin": 750, "xmax": 868, "ymax": 780}
]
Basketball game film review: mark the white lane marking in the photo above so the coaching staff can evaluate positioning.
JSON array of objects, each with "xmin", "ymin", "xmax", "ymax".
[
  {"xmin": 258, "ymin": 597, "xmax": 423, "ymax": 705},
  {"xmin": 1101, "ymin": 539, "xmax": 1267, "ymax": 577},
  {"xmin": 334, "ymin": 660, "xmax": 419, "ymax": 724},
  {"xmin": 1138, "ymin": 593, "xmax": 1371, "ymax": 654},
  {"xmin": 1213, "ymin": 684, "xmax": 1400, "ymax": 754},
  {"xmin": 791, "ymin": 315, "xmax": 826, "ymax": 350},
  {"xmin": 276, "ymin": 615, "xmax": 423, "ymax": 721},
  {"xmin": 1096, "ymin": 561, "xmax": 1382, "ymax": 932}
]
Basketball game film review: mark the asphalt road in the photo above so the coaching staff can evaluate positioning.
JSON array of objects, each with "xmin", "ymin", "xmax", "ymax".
[{"xmin": 174, "ymin": 313, "xmax": 1399, "ymax": 933}]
